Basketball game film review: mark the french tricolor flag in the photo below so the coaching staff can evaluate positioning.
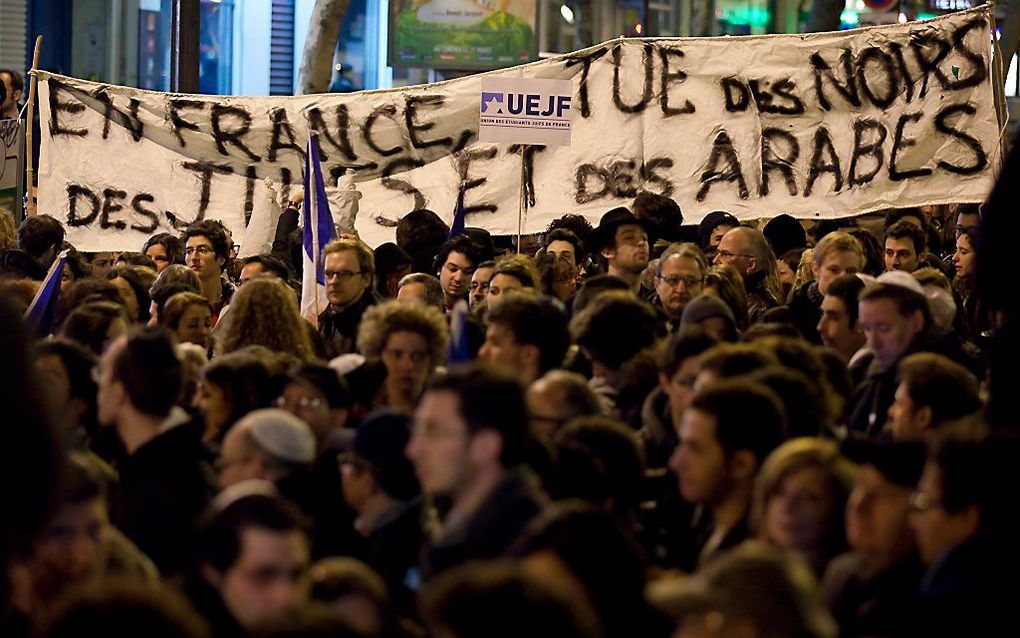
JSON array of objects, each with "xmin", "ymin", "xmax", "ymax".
[{"xmin": 300, "ymin": 133, "xmax": 336, "ymax": 326}]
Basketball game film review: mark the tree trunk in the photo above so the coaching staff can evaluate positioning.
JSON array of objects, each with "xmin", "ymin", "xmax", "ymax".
[
  {"xmin": 805, "ymin": 0, "xmax": 843, "ymax": 33},
  {"xmin": 691, "ymin": 0, "xmax": 715, "ymax": 36},
  {"xmin": 297, "ymin": 0, "xmax": 351, "ymax": 95}
]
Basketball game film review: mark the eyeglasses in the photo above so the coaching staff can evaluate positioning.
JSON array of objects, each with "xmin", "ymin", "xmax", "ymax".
[
  {"xmin": 909, "ymin": 490, "xmax": 938, "ymax": 513},
  {"xmin": 324, "ymin": 269, "xmax": 362, "ymax": 282},
  {"xmin": 337, "ymin": 452, "xmax": 375, "ymax": 473},
  {"xmin": 657, "ymin": 274, "xmax": 702, "ymax": 288},
  {"xmin": 275, "ymin": 395, "xmax": 324, "ymax": 411},
  {"xmin": 715, "ymin": 249, "xmax": 753, "ymax": 260},
  {"xmin": 185, "ymin": 245, "xmax": 215, "ymax": 256}
]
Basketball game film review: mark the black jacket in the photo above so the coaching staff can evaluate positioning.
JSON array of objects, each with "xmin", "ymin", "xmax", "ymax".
[
  {"xmin": 317, "ymin": 291, "xmax": 380, "ymax": 359},
  {"xmin": 110, "ymin": 418, "xmax": 215, "ymax": 576},
  {"xmin": 745, "ymin": 270, "xmax": 779, "ymax": 325},
  {"xmin": 820, "ymin": 551, "xmax": 924, "ymax": 638},
  {"xmin": 423, "ymin": 470, "xmax": 543, "ymax": 578}
]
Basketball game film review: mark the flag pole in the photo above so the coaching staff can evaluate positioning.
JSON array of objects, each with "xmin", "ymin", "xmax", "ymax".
[
  {"xmin": 517, "ymin": 146, "xmax": 526, "ymax": 254},
  {"xmin": 24, "ymin": 35, "xmax": 42, "ymax": 216}
]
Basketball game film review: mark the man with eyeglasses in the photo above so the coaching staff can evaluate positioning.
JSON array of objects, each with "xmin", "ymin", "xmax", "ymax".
[
  {"xmin": 654, "ymin": 243, "xmax": 707, "ymax": 332},
  {"xmin": 908, "ymin": 434, "xmax": 1020, "ymax": 637},
  {"xmin": 182, "ymin": 220, "xmax": 235, "ymax": 325},
  {"xmin": 318, "ymin": 238, "xmax": 378, "ymax": 358},
  {"xmin": 713, "ymin": 226, "xmax": 782, "ymax": 324}
]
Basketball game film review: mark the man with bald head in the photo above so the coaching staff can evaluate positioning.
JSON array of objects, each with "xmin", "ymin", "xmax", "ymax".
[{"xmin": 713, "ymin": 226, "xmax": 782, "ymax": 323}]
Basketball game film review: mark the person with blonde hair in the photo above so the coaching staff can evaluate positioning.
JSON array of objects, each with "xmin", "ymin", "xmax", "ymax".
[
  {"xmin": 789, "ymin": 232, "xmax": 864, "ymax": 343},
  {"xmin": 218, "ymin": 277, "xmax": 312, "ymax": 360},
  {"xmin": 161, "ymin": 292, "xmax": 212, "ymax": 350},
  {"xmin": 356, "ymin": 300, "xmax": 448, "ymax": 413},
  {"xmin": 486, "ymin": 254, "xmax": 541, "ymax": 307},
  {"xmin": 752, "ymin": 438, "xmax": 857, "ymax": 576}
]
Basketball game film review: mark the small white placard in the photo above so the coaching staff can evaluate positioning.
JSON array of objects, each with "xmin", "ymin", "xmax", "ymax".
[{"xmin": 479, "ymin": 77, "xmax": 573, "ymax": 146}]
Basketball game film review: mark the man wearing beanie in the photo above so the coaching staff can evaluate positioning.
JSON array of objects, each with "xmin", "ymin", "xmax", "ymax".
[
  {"xmin": 340, "ymin": 409, "xmax": 423, "ymax": 614},
  {"xmin": 680, "ymin": 295, "xmax": 738, "ymax": 342}
]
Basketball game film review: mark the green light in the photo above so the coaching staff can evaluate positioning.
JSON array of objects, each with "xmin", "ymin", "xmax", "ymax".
[
  {"xmin": 720, "ymin": 7, "xmax": 772, "ymax": 28},
  {"xmin": 917, "ymin": 13, "xmax": 938, "ymax": 20},
  {"xmin": 840, "ymin": 11, "xmax": 859, "ymax": 26}
]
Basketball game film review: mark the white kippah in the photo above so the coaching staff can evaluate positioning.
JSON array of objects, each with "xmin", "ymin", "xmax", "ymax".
[
  {"xmin": 238, "ymin": 409, "xmax": 316, "ymax": 464},
  {"xmin": 875, "ymin": 270, "xmax": 925, "ymax": 296}
]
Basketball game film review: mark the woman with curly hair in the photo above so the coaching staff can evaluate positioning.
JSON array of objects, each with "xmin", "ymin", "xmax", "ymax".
[
  {"xmin": 357, "ymin": 300, "xmax": 448, "ymax": 413},
  {"xmin": 217, "ymin": 277, "xmax": 312, "ymax": 360}
]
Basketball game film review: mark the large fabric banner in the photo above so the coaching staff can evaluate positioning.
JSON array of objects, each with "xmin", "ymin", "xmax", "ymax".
[{"xmin": 37, "ymin": 6, "xmax": 1001, "ymax": 251}]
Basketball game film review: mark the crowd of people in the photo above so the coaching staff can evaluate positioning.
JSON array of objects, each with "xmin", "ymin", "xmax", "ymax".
[{"xmin": 0, "ymin": 178, "xmax": 1016, "ymax": 638}]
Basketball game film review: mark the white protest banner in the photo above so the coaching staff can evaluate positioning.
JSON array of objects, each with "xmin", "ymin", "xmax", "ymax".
[
  {"xmin": 479, "ymin": 77, "xmax": 573, "ymax": 146},
  {"xmin": 36, "ymin": 6, "xmax": 1002, "ymax": 252}
]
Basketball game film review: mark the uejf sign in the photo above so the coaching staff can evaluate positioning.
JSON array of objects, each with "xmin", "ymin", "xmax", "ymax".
[{"xmin": 479, "ymin": 77, "xmax": 573, "ymax": 146}]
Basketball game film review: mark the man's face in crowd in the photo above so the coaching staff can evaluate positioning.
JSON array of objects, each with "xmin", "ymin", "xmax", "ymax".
[
  {"xmin": 709, "ymin": 224, "xmax": 738, "ymax": 250},
  {"xmin": 525, "ymin": 379, "xmax": 566, "ymax": 442},
  {"xmin": 883, "ymin": 237, "xmax": 919, "ymax": 273},
  {"xmin": 1, "ymin": 72, "xmax": 21, "ymax": 115},
  {"xmin": 656, "ymin": 254, "xmax": 703, "ymax": 320},
  {"xmin": 910, "ymin": 463, "xmax": 977, "ymax": 565},
  {"xmin": 845, "ymin": 465, "xmax": 914, "ymax": 562},
  {"xmin": 186, "ymin": 236, "xmax": 224, "ymax": 281},
  {"xmin": 407, "ymin": 390, "xmax": 476, "ymax": 497},
  {"xmin": 239, "ymin": 262, "xmax": 267, "ymax": 286},
  {"xmin": 175, "ymin": 303, "xmax": 212, "ymax": 349},
  {"xmin": 381, "ymin": 330, "xmax": 432, "ymax": 403},
  {"xmin": 323, "ymin": 249, "xmax": 369, "ymax": 308},
  {"xmin": 479, "ymin": 322, "xmax": 535, "ymax": 383},
  {"xmin": 214, "ymin": 527, "xmax": 310, "ymax": 630},
  {"xmin": 603, "ymin": 224, "xmax": 649, "ymax": 274},
  {"xmin": 31, "ymin": 498, "xmax": 108, "ymax": 595},
  {"xmin": 217, "ymin": 428, "xmax": 262, "ymax": 491},
  {"xmin": 546, "ymin": 240, "xmax": 576, "ymax": 265},
  {"xmin": 887, "ymin": 382, "xmax": 928, "ymax": 441},
  {"xmin": 817, "ymin": 295, "xmax": 863, "ymax": 360},
  {"xmin": 89, "ymin": 252, "xmax": 118, "ymax": 279},
  {"xmin": 96, "ymin": 336, "xmax": 128, "ymax": 427},
  {"xmin": 439, "ymin": 251, "xmax": 475, "ymax": 304},
  {"xmin": 814, "ymin": 250, "xmax": 861, "ymax": 296},
  {"xmin": 470, "ymin": 266, "xmax": 494, "ymax": 308},
  {"xmin": 660, "ymin": 356, "xmax": 701, "ymax": 427},
  {"xmin": 669, "ymin": 408, "xmax": 731, "ymax": 506},
  {"xmin": 858, "ymin": 298, "xmax": 923, "ymax": 368},
  {"xmin": 145, "ymin": 243, "xmax": 172, "ymax": 273},
  {"xmin": 713, "ymin": 229, "xmax": 756, "ymax": 277},
  {"xmin": 277, "ymin": 381, "xmax": 339, "ymax": 444},
  {"xmin": 956, "ymin": 212, "xmax": 980, "ymax": 237}
]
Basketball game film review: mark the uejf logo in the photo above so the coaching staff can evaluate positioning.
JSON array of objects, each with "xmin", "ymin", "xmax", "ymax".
[
  {"xmin": 481, "ymin": 92, "xmax": 571, "ymax": 119},
  {"xmin": 481, "ymin": 92, "xmax": 505, "ymax": 114}
]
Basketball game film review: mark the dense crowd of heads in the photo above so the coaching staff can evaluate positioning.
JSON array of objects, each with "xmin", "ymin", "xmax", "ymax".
[{"xmin": 0, "ymin": 192, "xmax": 1015, "ymax": 638}]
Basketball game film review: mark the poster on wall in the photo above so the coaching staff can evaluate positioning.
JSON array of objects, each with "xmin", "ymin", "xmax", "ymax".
[{"xmin": 389, "ymin": 0, "xmax": 537, "ymax": 69}]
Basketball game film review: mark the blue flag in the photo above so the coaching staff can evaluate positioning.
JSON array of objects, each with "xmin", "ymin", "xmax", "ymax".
[
  {"xmin": 448, "ymin": 185, "xmax": 466, "ymax": 239},
  {"xmin": 24, "ymin": 252, "xmax": 67, "ymax": 337},
  {"xmin": 446, "ymin": 300, "xmax": 471, "ymax": 364},
  {"xmin": 300, "ymin": 133, "xmax": 338, "ymax": 324}
]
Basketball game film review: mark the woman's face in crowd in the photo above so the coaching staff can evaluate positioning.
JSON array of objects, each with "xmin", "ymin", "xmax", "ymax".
[
  {"xmin": 176, "ymin": 303, "xmax": 212, "ymax": 349},
  {"xmin": 197, "ymin": 380, "xmax": 231, "ymax": 442},
  {"xmin": 952, "ymin": 233, "xmax": 976, "ymax": 281},
  {"xmin": 765, "ymin": 466, "xmax": 835, "ymax": 557}
]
